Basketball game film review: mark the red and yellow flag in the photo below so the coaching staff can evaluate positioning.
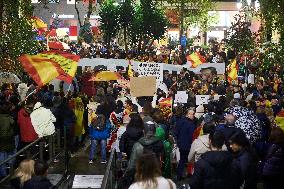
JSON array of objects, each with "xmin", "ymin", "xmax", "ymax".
[
  {"xmin": 187, "ymin": 52, "xmax": 206, "ymax": 68},
  {"xmin": 159, "ymin": 97, "xmax": 173, "ymax": 107},
  {"xmin": 227, "ymin": 58, "xmax": 238, "ymax": 82},
  {"xmin": 19, "ymin": 52, "xmax": 79, "ymax": 87}
]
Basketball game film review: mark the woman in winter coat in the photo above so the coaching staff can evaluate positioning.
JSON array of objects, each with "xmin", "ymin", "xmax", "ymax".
[
  {"xmin": 129, "ymin": 151, "xmax": 176, "ymax": 189},
  {"xmin": 119, "ymin": 113, "xmax": 144, "ymax": 160},
  {"xmin": 188, "ymin": 122, "xmax": 225, "ymax": 163},
  {"xmin": 230, "ymin": 132, "xmax": 258, "ymax": 189},
  {"xmin": 262, "ymin": 127, "xmax": 284, "ymax": 189}
]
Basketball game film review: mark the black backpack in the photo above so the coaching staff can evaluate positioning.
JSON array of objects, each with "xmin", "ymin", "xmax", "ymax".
[
  {"xmin": 92, "ymin": 114, "xmax": 106, "ymax": 131},
  {"xmin": 138, "ymin": 138, "xmax": 164, "ymax": 160}
]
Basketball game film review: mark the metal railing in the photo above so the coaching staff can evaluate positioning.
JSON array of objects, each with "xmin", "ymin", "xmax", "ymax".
[
  {"xmin": 101, "ymin": 148, "xmax": 117, "ymax": 189},
  {"xmin": 0, "ymin": 129, "xmax": 61, "ymax": 184}
]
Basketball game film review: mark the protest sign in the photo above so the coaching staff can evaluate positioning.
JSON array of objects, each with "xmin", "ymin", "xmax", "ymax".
[
  {"xmin": 196, "ymin": 95, "xmax": 210, "ymax": 105},
  {"xmin": 130, "ymin": 76, "xmax": 156, "ymax": 97},
  {"xmin": 135, "ymin": 62, "xmax": 163, "ymax": 81},
  {"xmin": 175, "ymin": 91, "xmax": 188, "ymax": 104}
]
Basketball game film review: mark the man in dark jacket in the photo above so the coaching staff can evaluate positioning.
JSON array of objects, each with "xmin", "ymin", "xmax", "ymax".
[
  {"xmin": 175, "ymin": 108, "xmax": 196, "ymax": 180},
  {"xmin": 23, "ymin": 160, "xmax": 54, "ymax": 189},
  {"xmin": 189, "ymin": 131, "xmax": 241, "ymax": 189},
  {"xmin": 0, "ymin": 101, "xmax": 15, "ymax": 177},
  {"xmin": 218, "ymin": 114, "xmax": 244, "ymax": 149}
]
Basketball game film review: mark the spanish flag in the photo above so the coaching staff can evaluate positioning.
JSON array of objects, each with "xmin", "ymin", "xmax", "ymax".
[
  {"xmin": 275, "ymin": 110, "xmax": 284, "ymax": 132},
  {"xmin": 159, "ymin": 97, "xmax": 173, "ymax": 107},
  {"xmin": 227, "ymin": 58, "xmax": 238, "ymax": 82},
  {"xmin": 31, "ymin": 16, "xmax": 47, "ymax": 31},
  {"xmin": 19, "ymin": 52, "xmax": 79, "ymax": 87},
  {"xmin": 127, "ymin": 60, "xmax": 134, "ymax": 77},
  {"xmin": 187, "ymin": 52, "xmax": 206, "ymax": 68}
]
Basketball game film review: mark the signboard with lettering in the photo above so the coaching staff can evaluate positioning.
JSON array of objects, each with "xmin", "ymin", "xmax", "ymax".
[{"xmin": 137, "ymin": 63, "xmax": 163, "ymax": 81}]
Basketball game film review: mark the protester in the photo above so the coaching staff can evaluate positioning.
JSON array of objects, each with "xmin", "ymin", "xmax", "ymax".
[
  {"xmin": 230, "ymin": 132, "xmax": 258, "ymax": 189},
  {"xmin": 0, "ymin": 101, "xmax": 15, "ymax": 178},
  {"xmin": 89, "ymin": 112, "xmax": 112, "ymax": 164},
  {"xmin": 188, "ymin": 122, "xmax": 223, "ymax": 163},
  {"xmin": 189, "ymin": 131, "xmax": 240, "ymax": 189},
  {"xmin": 262, "ymin": 127, "xmax": 284, "ymax": 189},
  {"xmin": 23, "ymin": 160, "xmax": 54, "ymax": 189},
  {"xmin": 30, "ymin": 101, "xmax": 56, "ymax": 138},
  {"xmin": 10, "ymin": 159, "xmax": 35, "ymax": 189},
  {"xmin": 129, "ymin": 151, "xmax": 176, "ymax": 189},
  {"xmin": 119, "ymin": 113, "xmax": 144, "ymax": 160},
  {"xmin": 175, "ymin": 108, "xmax": 196, "ymax": 180}
]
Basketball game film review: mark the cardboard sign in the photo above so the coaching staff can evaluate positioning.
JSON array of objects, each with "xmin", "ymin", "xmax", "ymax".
[
  {"xmin": 137, "ymin": 63, "xmax": 163, "ymax": 81},
  {"xmin": 196, "ymin": 95, "xmax": 210, "ymax": 105},
  {"xmin": 175, "ymin": 91, "xmax": 188, "ymax": 104},
  {"xmin": 130, "ymin": 76, "xmax": 156, "ymax": 97}
]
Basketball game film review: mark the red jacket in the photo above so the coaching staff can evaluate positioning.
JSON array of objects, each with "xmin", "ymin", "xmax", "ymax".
[{"xmin": 17, "ymin": 108, "xmax": 38, "ymax": 142}]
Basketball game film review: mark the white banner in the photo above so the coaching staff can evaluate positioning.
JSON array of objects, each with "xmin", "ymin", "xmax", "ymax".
[
  {"xmin": 78, "ymin": 58, "xmax": 226, "ymax": 74},
  {"xmin": 196, "ymin": 95, "xmax": 210, "ymax": 105}
]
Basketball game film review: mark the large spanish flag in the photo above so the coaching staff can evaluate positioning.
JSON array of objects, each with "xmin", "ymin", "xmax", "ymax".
[
  {"xmin": 187, "ymin": 52, "xmax": 206, "ymax": 68},
  {"xmin": 19, "ymin": 52, "xmax": 79, "ymax": 87}
]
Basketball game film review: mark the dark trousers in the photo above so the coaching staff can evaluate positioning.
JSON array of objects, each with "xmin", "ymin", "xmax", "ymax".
[{"xmin": 177, "ymin": 149, "xmax": 190, "ymax": 180}]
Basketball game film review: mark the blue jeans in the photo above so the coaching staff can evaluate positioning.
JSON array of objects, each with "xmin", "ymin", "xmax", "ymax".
[
  {"xmin": 0, "ymin": 151, "xmax": 14, "ymax": 177},
  {"xmin": 89, "ymin": 139, "xmax": 106, "ymax": 161}
]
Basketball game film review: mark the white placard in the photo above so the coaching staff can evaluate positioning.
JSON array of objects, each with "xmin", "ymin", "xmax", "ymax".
[
  {"xmin": 137, "ymin": 62, "xmax": 163, "ymax": 81},
  {"xmin": 72, "ymin": 175, "xmax": 103, "ymax": 188},
  {"xmin": 248, "ymin": 74, "xmax": 255, "ymax": 84},
  {"xmin": 196, "ymin": 95, "xmax": 210, "ymax": 105},
  {"xmin": 175, "ymin": 91, "xmax": 188, "ymax": 104}
]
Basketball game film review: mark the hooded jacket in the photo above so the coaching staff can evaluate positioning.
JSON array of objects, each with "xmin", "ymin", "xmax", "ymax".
[
  {"xmin": 119, "ymin": 126, "xmax": 143, "ymax": 159},
  {"xmin": 188, "ymin": 135, "xmax": 227, "ymax": 163},
  {"xmin": 189, "ymin": 151, "xmax": 240, "ymax": 189},
  {"xmin": 126, "ymin": 136, "xmax": 164, "ymax": 172},
  {"xmin": 30, "ymin": 102, "xmax": 56, "ymax": 138}
]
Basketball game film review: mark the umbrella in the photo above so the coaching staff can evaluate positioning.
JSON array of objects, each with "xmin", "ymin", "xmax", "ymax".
[
  {"xmin": 0, "ymin": 72, "xmax": 21, "ymax": 85},
  {"xmin": 89, "ymin": 71, "xmax": 122, "ymax": 82},
  {"xmin": 226, "ymin": 106, "xmax": 261, "ymax": 143},
  {"xmin": 48, "ymin": 41, "xmax": 70, "ymax": 50}
]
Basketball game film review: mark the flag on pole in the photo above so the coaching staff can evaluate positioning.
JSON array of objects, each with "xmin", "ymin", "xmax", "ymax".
[
  {"xmin": 227, "ymin": 58, "xmax": 238, "ymax": 82},
  {"xmin": 19, "ymin": 52, "xmax": 79, "ymax": 87},
  {"xmin": 31, "ymin": 16, "xmax": 47, "ymax": 31},
  {"xmin": 187, "ymin": 52, "xmax": 206, "ymax": 68}
]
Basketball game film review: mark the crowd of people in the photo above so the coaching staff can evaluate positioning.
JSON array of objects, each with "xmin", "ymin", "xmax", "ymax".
[
  {"xmin": 1, "ymin": 48, "xmax": 284, "ymax": 189},
  {"xmin": 67, "ymin": 40, "xmax": 227, "ymax": 65}
]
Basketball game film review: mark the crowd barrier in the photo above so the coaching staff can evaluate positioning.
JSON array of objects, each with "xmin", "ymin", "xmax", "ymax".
[
  {"xmin": 0, "ymin": 129, "xmax": 62, "ymax": 185},
  {"xmin": 78, "ymin": 58, "xmax": 226, "ymax": 74},
  {"xmin": 101, "ymin": 148, "xmax": 117, "ymax": 189}
]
